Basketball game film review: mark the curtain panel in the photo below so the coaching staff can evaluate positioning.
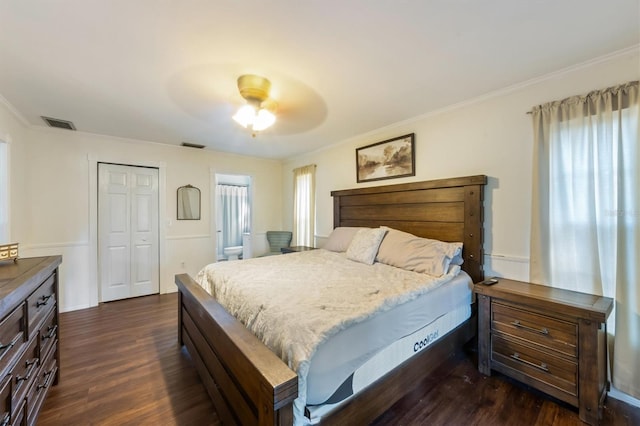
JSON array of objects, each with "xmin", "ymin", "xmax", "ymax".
[
  {"xmin": 293, "ymin": 164, "xmax": 316, "ymax": 247},
  {"xmin": 216, "ymin": 184, "xmax": 250, "ymax": 255},
  {"xmin": 530, "ymin": 80, "xmax": 639, "ymax": 399}
]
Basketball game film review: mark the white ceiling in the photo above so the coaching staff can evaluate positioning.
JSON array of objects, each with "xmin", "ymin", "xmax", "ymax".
[{"xmin": 1, "ymin": 1, "xmax": 638, "ymax": 159}]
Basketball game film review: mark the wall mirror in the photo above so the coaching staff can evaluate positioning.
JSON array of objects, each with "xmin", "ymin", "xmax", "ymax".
[{"xmin": 177, "ymin": 184, "xmax": 201, "ymax": 220}]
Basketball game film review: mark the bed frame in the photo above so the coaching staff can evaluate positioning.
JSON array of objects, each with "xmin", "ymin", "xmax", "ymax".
[{"xmin": 176, "ymin": 174, "xmax": 487, "ymax": 425}]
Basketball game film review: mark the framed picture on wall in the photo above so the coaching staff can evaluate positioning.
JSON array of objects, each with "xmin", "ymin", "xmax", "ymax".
[{"xmin": 356, "ymin": 133, "xmax": 415, "ymax": 183}]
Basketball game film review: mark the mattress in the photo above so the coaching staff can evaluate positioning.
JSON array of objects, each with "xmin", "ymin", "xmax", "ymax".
[
  {"xmin": 305, "ymin": 271, "xmax": 472, "ymax": 405},
  {"xmin": 306, "ymin": 301, "xmax": 471, "ymax": 423},
  {"xmin": 303, "ymin": 272, "xmax": 472, "ymax": 422}
]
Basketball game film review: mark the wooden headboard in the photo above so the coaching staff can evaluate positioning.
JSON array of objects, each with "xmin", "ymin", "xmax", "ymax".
[{"xmin": 331, "ymin": 175, "xmax": 487, "ymax": 283}]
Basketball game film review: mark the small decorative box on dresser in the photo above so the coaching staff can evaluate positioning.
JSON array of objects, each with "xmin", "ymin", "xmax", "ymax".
[
  {"xmin": 474, "ymin": 278, "xmax": 613, "ymax": 426},
  {"xmin": 0, "ymin": 256, "xmax": 61, "ymax": 426}
]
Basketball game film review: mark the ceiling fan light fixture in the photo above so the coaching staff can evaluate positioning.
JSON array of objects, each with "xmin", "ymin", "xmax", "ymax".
[
  {"xmin": 232, "ymin": 104, "xmax": 257, "ymax": 128},
  {"xmin": 252, "ymin": 108, "xmax": 276, "ymax": 131},
  {"xmin": 233, "ymin": 74, "xmax": 277, "ymax": 133}
]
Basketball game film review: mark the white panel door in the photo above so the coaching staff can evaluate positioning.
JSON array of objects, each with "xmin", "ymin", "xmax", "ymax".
[
  {"xmin": 98, "ymin": 163, "xmax": 159, "ymax": 302},
  {"xmin": 130, "ymin": 168, "xmax": 159, "ymax": 297}
]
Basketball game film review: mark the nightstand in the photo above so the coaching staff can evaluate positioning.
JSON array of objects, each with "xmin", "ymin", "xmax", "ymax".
[
  {"xmin": 281, "ymin": 246, "xmax": 316, "ymax": 254},
  {"xmin": 474, "ymin": 278, "xmax": 613, "ymax": 425}
]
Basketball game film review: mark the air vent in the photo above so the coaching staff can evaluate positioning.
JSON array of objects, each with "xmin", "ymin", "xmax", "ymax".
[
  {"xmin": 181, "ymin": 142, "xmax": 205, "ymax": 149},
  {"xmin": 41, "ymin": 116, "xmax": 76, "ymax": 130}
]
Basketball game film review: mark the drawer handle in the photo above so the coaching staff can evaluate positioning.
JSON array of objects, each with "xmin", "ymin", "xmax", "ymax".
[
  {"xmin": 36, "ymin": 294, "xmax": 53, "ymax": 307},
  {"xmin": 511, "ymin": 320, "xmax": 549, "ymax": 335},
  {"xmin": 511, "ymin": 353, "xmax": 549, "ymax": 372},
  {"xmin": 37, "ymin": 369, "xmax": 54, "ymax": 391},
  {"xmin": 42, "ymin": 324, "xmax": 58, "ymax": 341},
  {"xmin": 0, "ymin": 412, "xmax": 9, "ymax": 426},
  {"xmin": 15, "ymin": 357, "xmax": 39, "ymax": 383},
  {"xmin": 0, "ymin": 335, "xmax": 21, "ymax": 358}
]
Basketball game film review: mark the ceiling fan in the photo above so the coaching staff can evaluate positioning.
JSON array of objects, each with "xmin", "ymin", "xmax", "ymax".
[{"xmin": 232, "ymin": 74, "xmax": 278, "ymax": 136}]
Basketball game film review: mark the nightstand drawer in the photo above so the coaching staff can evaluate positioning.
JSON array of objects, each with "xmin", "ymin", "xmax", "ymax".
[
  {"xmin": 492, "ymin": 334, "xmax": 577, "ymax": 396},
  {"xmin": 492, "ymin": 302, "xmax": 577, "ymax": 357}
]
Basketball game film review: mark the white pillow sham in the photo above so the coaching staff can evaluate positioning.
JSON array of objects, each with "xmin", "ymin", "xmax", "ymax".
[
  {"xmin": 346, "ymin": 228, "xmax": 387, "ymax": 265},
  {"xmin": 323, "ymin": 227, "xmax": 368, "ymax": 252},
  {"xmin": 376, "ymin": 227, "xmax": 462, "ymax": 277}
]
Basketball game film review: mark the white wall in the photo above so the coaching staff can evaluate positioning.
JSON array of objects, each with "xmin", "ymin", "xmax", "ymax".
[
  {"xmin": 283, "ymin": 48, "xmax": 640, "ymax": 282},
  {"xmin": 0, "ymin": 104, "xmax": 283, "ymax": 312}
]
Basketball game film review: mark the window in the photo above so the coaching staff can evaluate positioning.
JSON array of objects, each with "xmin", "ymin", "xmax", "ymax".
[
  {"xmin": 0, "ymin": 140, "xmax": 8, "ymax": 242},
  {"xmin": 293, "ymin": 165, "xmax": 316, "ymax": 247},
  {"xmin": 530, "ymin": 81, "xmax": 639, "ymax": 399}
]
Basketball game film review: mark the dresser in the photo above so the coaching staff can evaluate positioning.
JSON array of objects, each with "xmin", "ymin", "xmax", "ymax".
[
  {"xmin": 0, "ymin": 256, "xmax": 61, "ymax": 426},
  {"xmin": 474, "ymin": 278, "xmax": 613, "ymax": 426}
]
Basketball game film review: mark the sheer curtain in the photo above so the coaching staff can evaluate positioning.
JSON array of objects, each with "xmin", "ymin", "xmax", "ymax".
[
  {"xmin": 530, "ymin": 81, "xmax": 639, "ymax": 399},
  {"xmin": 216, "ymin": 184, "xmax": 250, "ymax": 255},
  {"xmin": 293, "ymin": 164, "xmax": 316, "ymax": 246}
]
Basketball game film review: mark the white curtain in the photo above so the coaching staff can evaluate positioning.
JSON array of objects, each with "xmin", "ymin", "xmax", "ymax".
[
  {"xmin": 293, "ymin": 164, "xmax": 316, "ymax": 246},
  {"xmin": 530, "ymin": 81, "xmax": 639, "ymax": 399},
  {"xmin": 216, "ymin": 184, "xmax": 250, "ymax": 254}
]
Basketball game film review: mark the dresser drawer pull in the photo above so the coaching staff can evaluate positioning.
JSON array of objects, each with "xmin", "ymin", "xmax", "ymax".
[
  {"xmin": 42, "ymin": 325, "xmax": 58, "ymax": 341},
  {"xmin": 511, "ymin": 320, "xmax": 549, "ymax": 335},
  {"xmin": 37, "ymin": 369, "xmax": 54, "ymax": 391},
  {"xmin": 0, "ymin": 335, "xmax": 21, "ymax": 359},
  {"xmin": 511, "ymin": 353, "xmax": 549, "ymax": 372},
  {"xmin": 0, "ymin": 412, "xmax": 9, "ymax": 426},
  {"xmin": 36, "ymin": 294, "xmax": 53, "ymax": 307},
  {"xmin": 15, "ymin": 358, "xmax": 39, "ymax": 383}
]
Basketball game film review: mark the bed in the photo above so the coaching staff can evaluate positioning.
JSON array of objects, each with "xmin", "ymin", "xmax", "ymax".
[{"xmin": 176, "ymin": 174, "xmax": 487, "ymax": 425}]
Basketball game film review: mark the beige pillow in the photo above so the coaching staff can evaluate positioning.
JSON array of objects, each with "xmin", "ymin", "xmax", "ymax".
[
  {"xmin": 376, "ymin": 227, "xmax": 462, "ymax": 276},
  {"xmin": 346, "ymin": 228, "xmax": 388, "ymax": 265},
  {"xmin": 323, "ymin": 227, "xmax": 368, "ymax": 252}
]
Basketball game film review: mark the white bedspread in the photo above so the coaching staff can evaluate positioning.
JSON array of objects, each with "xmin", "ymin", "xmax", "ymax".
[{"xmin": 195, "ymin": 249, "xmax": 459, "ymax": 425}]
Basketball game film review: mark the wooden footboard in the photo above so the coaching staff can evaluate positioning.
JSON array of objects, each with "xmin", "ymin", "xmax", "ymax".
[{"xmin": 176, "ymin": 273, "xmax": 298, "ymax": 426}]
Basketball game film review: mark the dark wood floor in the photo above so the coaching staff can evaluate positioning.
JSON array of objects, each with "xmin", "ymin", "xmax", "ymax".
[{"xmin": 39, "ymin": 293, "xmax": 639, "ymax": 425}]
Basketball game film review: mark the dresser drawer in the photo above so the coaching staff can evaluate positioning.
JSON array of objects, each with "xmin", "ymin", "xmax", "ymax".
[
  {"xmin": 0, "ymin": 305, "xmax": 26, "ymax": 377},
  {"xmin": 492, "ymin": 302, "xmax": 577, "ymax": 357},
  {"xmin": 10, "ymin": 399, "xmax": 25, "ymax": 426},
  {"xmin": 26, "ymin": 344, "xmax": 57, "ymax": 425},
  {"xmin": 38, "ymin": 309, "xmax": 57, "ymax": 362},
  {"xmin": 11, "ymin": 337, "xmax": 39, "ymax": 411},
  {"xmin": 0, "ymin": 375, "xmax": 11, "ymax": 426},
  {"xmin": 492, "ymin": 334, "xmax": 577, "ymax": 396},
  {"xmin": 26, "ymin": 275, "xmax": 56, "ymax": 337}
]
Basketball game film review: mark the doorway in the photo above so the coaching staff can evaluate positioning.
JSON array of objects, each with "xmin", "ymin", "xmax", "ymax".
[
  {"xmin": 215, "ymin": 174, "xmax": 251, "ymax": 260},
  {"xmin": 98, "ymin": 163, "xmax": 160, "ymax": 302}
]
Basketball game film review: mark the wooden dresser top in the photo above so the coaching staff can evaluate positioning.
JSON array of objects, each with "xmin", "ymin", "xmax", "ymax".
[{"xmin": 0, "ymin": 256, "xmax": 62, "ymax": 316}]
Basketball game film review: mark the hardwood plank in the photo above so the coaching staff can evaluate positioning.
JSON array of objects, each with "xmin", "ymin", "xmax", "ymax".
[
  {"xmin": 371, "ymin": 349, "xmax": 640, "ymax": 426},
  {"xmin": 338, "ymin": 187, "xmax": 465, "ymax": 206},
  {"xmin": 37, "ymin": 293, "xmax": 640, "ymax": 425},
  {"xmin": 340, "ymin": 202, "xmax": 464, "ymax": 222},
  {"xmin": 38, "ymin": 293, "xmax": 219, "ymax": 426}
]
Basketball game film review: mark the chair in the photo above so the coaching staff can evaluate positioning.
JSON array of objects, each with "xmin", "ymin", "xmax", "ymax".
[{"xmin": 265, "ymin": 231, "xmax": 292, "ymax": 255}]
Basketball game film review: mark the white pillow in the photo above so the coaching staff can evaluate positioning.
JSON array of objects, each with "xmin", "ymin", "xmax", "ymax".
[
  {"xmin": 346, "ymin": 228, "xmax": 388, "ymax": 265},
  {"xmin": 376, "ymin": 227, "xmax": 462, "ymax": 277},
  {"xmin": 323, "ymin": 227, "xmax": 368, "ymax": 252}
]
